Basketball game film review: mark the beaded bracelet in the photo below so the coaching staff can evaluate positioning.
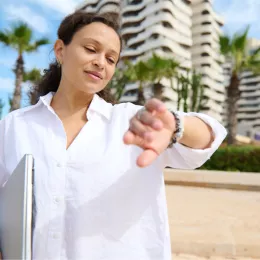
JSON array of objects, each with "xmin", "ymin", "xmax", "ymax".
[{"xmin": 167, "ymin": 111, "xmax": 184, "ymax": 148}]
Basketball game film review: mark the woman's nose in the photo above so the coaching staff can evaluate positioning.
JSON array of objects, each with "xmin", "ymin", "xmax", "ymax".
[{"xmin": 92, "ymin": 55, "xmax": 105, "ymax": 69}]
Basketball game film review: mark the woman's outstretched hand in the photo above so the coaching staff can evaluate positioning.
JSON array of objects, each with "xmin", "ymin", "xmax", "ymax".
[{"xmin": 123, "ymin": 98, "xmax": 176, "ymax": 168}]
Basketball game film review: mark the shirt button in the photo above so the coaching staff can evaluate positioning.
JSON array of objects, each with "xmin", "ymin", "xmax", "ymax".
[
  {"xmin": 52, "ymin": 233, "xmax": 60, "ymax": 239},
  {"xmin": 54, "ymin": 196, "xmax": 62, "ymax": 203}
]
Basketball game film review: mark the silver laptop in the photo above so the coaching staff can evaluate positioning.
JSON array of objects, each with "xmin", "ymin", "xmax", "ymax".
[{"xmin": 0, "ymin": 154, "xmax": 35, "ymax": 260}]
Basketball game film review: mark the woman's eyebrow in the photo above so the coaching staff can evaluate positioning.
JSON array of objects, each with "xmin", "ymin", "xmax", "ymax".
[{"xmin": 82, "ymin": 37, "xmax": 101, "ymax": 46}]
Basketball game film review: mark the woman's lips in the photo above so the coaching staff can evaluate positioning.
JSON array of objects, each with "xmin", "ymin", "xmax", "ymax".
[{"xmin": 85, "ymin": 71, "xmax": 103, "ymax": 81}]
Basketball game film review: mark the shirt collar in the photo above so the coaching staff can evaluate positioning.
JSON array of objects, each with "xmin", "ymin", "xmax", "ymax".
[{"xmin": 23, "ymin": 92, "xmax": 113, "ymax": 121}]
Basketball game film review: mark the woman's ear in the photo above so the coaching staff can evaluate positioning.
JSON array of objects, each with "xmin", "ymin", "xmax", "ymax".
[{"xmin": 54, "ymin": 39, "xmax": 64, "ymax": 64}]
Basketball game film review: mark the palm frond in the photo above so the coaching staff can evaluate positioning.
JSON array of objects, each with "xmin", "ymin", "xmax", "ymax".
[
  {"xmin": 0, "ymin": 21, "xmax": 49, "ymax": 55},
  {"xmin": 23, "ymin": 68, "xmax": 42, "ymax": 82},
  {"xmin": 219, "ymin": 35, "xmax": 231, "ymax": 55},
  {"xmin": 0, "ymin": 31, "xmax": 11, "ymax": 45},
  {"xmin": 26, "ymin": 38, "xmax": 50, "ymax": 52},
  {"xmin": 232, "ymin": 25, "xmax": 249, "ymax": 53},
  {"xmin": 244, "ymin": 59, "xmax": 260, "ymax": 75},
  {"xmin": 249, "ymin": 46, "xmax": 260, "ymax": 60}
]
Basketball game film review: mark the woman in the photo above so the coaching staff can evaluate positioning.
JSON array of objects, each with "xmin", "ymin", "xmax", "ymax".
[{"xmin": 0, "ymin": 11, "xmax": 226, "ymax": 260}]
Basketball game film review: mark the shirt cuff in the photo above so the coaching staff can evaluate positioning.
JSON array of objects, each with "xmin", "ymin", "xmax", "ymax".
[{"xmin": 169, "ymin": 112, "xmax": 227, "ymax": 169}]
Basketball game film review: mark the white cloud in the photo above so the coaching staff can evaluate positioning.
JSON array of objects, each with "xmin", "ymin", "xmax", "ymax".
[
  {"xmin": 4, "ymin": 5, "xmax": 49, "ymax": 33},
  {"xmin": 30, "ymin": 0, "xmax": 83, "ymax": 16},
  {"xmin": 0, "ymin": 77, "xmax": 15, "ymax": 93}
]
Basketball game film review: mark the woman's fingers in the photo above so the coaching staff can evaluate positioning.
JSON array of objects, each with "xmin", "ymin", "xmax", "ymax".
[
  {"xmin": 136, "ymin": 149, "xmax": 158, "ymax": 167},
  {"xmin": 123, "ymin": 130, "xmax": 150, "ymax": 146},
  {"xmin": 129, "ymin": 117, "xmax": 148, "ymax": 138},
  {"xmin": 145, "ymin": 98, "xmax": 166, "ymax": 113},
  {"xmin": 137, "ymin": 110, "xmax": 163, "ymax": 130},
  {"xmin": 125, "ymin": 107, "xmax": 164, "ymax": 146}
]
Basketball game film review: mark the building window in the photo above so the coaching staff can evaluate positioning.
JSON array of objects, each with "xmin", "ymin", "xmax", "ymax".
[
  {"xmin": 162, "ymin": 21, "xmax": 173, "ymax": 28},
  {"xmin": 151, "ymin": 33, "xmax": 159, "ymax": 39},
  {"xmin": 201, "ymin": 10, "xmax": 210, "ymax": 15},
  {"xmin": 162, "ymin": 8, "xmax": 172, "ymax": 16},
  {"xmin": 201, "ymin": 42, "xmax": 211, "ymax": 46},
  {"xmin": 201, "ymin": 32, "xmax": 211, "ymax": 36},
  {"xmin": 201, "ymin": 21, "xmax": 211, "ymax": 25},
  {"xmin": 130, "ymin": 0, "xmax": 142, "ymax": 5},
  {"xmin": 162, "ymin": 46, "xmax": 172, "ymax": 53},
  {"xmin": 129, "ymin": 40, "xmax": 145, "ymax": 49}
]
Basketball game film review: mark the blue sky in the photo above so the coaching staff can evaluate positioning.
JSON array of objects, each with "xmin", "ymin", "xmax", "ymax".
[{"xmin": 0, "ymin": 0, "xmax": 260, "ymax": 117}]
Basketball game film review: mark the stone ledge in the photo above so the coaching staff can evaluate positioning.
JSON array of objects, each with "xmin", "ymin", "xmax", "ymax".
[{"xmin": 164, "ymin": 169, "xmax": 260, "ymax": 191}]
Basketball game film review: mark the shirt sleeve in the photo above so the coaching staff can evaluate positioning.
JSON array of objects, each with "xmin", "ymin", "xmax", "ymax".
[
  {"xmin": 0, "ymin": 119, "xmax": 8, "ymax": 188},
  {"xmin": 162, "ymin": 112, "xmax": 227, "ymax": 169}
]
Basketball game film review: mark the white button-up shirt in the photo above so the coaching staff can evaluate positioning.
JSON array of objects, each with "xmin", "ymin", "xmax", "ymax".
[{"xmin": 0, "ymin": 92, "xmax": 227, "ymax": 260}]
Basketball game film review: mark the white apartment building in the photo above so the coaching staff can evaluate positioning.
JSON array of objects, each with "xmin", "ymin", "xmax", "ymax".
[
  {"xmin": 78, "ymin": 0, "xmax": 225, "ymax": 122},
  {"xmin": 191, "ymin": 0, "xmax": 225, "ymax": 122},
  {"xmin": 77, "ymin": 0, "xmax": 120, "ymax": 13},
  {"xmin": 237, "ymin": 39, "xmax": 260, "ymax": 139},
  {"xmin": 119, "ymin": 0, "xmax": 192, "ymax": 108}
]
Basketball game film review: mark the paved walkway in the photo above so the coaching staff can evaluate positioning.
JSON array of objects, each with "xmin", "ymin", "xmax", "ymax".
[
  {"xmin": 166, "ymin": 185, "xmax": 260, "ymax": 258},
  {"xmin": 172, "ymin": 254, "xmax": 260, "ymax": 259}
]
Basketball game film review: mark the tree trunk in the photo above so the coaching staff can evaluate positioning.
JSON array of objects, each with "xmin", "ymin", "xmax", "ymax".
[
  {"xmin": 182, "ymin": 79, "xmax": 189, "ymax": 112},
  {"xmin": 10, "ymin": 54, "xmax": 24, "ymax": 111},
  {"xmin": 136, "ymin": 84, "xmax": 145, "ymax": 106},
  {"xmin": 227, "ymin": 73, "xmax": 240, "ymax": 145},
  {"xmin": 191, "ymin": 80, "xmax": 198, "ymax": 112},
  {"xmin": 197, "ymin": 84, "xmax": 204, "ymax": 112},
  {"xmin": 153, "ymin": 82, "xmax": 163, "ymax": 100},
  {"xmin": 175, "ymin": 77, "xmax": 182, "ymax": 111}
]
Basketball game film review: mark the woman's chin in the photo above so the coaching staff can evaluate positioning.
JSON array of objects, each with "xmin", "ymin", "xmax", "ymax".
[{"xmin": 78, "ymin": 86, "xmax": 104, "ymax": 95}]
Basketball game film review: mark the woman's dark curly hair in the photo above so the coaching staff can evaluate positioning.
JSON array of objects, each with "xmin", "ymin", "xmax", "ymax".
[{"xmin": 31, "ymin": 11, "xmax": 122, "ymax": 104}]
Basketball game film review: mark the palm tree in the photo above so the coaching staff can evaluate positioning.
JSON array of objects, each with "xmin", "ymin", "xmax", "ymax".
[
  {"xmin": 219, "ymin": 26, "xmax": 260, "ymax": 144},
  {"xmin": 0, "ymin": 22, "xmax": 49, "ymax": 111},
  {"xmin": 146, "ymin": 53, "xmax": 179, "ymax": 100},
  {"xmin": 107, "ymin": 62, "xmax": 134, "ymax": 102},
  {"xmin": 189, "ymin": 70, "xmax": 207, "ymax": 112},
  {"xmin": 174, "ymin": 70, "xmax": 207, "ymax": 113},
  {"xmin": 177, "ymin": 73, "xmax": 189, "ymax": 112},
  {"xmin": 124, "ymin": 60, "xmax": 150, "ymax": 105},
  {"xmin": 23, "ymin": 68, "xmax": 42, "ymax": 105}
]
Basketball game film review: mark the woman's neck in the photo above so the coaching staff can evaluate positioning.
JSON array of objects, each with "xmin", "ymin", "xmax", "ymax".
[{"xmin": 50, "ymin": 86, "xmax": 94, "ymax": 120}]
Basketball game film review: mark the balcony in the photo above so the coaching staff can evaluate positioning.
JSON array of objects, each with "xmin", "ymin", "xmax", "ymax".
[
  {"xmin": 240, "ymin": 76, "xmax": 260, "ymax": 85},
  {"xmin": 126, "ymin": 24, "xmax": 192, "ymax": 50},
  {"xmin": 237, "ymin": 112, "xmax": 260, "ymax": 120},
  {"xmin": 122, "ymin": 1, "xmax": 192, "ymax": 30}
]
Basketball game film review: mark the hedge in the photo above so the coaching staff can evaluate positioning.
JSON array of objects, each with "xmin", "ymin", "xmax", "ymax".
[{"xmin": 199, "ymin": 146, "xmax": 260, "ymax": 173}]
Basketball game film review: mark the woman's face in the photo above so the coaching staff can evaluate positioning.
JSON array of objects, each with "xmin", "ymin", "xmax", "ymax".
[{"xmin": 55, "ymin": 22, "xmax": 121, "ymax": 94}]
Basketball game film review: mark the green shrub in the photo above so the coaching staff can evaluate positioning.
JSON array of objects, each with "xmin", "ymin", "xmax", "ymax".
[{"xmin": 199, "ymin": 146, "xmax": 260, "ymax": 173}]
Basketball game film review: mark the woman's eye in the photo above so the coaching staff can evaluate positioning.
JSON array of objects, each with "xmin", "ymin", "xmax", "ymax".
[
  {"xmin": 85, "ymin": 47, "xmax": 95, "ymax": 53},
  {"xmin": 107, "ymin": 58, "xmax": 115, "ymax": 64}
]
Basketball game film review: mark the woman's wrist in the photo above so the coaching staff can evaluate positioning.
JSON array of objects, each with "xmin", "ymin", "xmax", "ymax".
[
  {"xmin": 167, "ymin": 112, "xmax": 185, "ymax": 148},
  {"xmin": 177, "ymin": 116, "xmax": 214, "ymax": 149}
]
